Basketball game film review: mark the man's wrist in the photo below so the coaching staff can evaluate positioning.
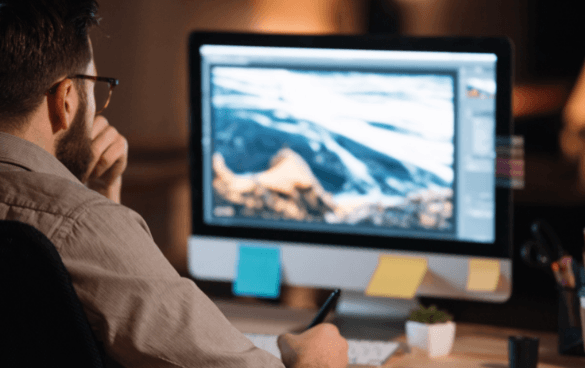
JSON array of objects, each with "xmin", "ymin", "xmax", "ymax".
[
  {"xmin": 105, "ymin": 185, "xmax": 121, "ymax": 204},
  {"xmin": 88, "ymin": 177, "xmax": 122, "ymax": 203}
]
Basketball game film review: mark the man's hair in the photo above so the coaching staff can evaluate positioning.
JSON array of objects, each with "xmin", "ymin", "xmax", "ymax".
[{"xmin": 0, "ymin": 0, "xmax": 99, "ymax": 128}]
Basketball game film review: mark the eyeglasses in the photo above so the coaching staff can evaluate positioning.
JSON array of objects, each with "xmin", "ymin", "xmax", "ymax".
[{"xmin": 47, "ymin": 75, "xmax": 119, "ymax": 114}]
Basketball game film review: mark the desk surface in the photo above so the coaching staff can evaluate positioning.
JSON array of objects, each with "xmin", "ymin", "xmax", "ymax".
[{"xmin": 214, "ymin": 299, "xmax": 585, "ymax": 368}]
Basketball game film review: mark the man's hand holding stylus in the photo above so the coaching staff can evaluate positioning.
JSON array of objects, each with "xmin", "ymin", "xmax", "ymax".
[{"xmin": 278, "ymin": 323, "xmax": 348, "ymax": 368}]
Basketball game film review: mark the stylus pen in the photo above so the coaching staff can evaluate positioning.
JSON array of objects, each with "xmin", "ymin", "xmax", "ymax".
[{"xmin": 304, "ymin": 289, "xmax": 341, "ymax": 331}]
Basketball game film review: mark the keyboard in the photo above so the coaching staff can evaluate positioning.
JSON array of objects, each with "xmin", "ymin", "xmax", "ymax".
[{"xmin": 244, "ymin": 333, "xmax": 400, "ymax": 366}]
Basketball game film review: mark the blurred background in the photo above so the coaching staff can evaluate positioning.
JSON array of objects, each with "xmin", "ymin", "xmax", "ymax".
[{"xmin": 91, "ymin": 0, "xmax": 585, "ymax": 331}]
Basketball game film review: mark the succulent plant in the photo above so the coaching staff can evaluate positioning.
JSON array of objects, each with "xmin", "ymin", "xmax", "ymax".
[{"xmin": 407, "ymin": 304, "xmax": 453, "ymax": 324}]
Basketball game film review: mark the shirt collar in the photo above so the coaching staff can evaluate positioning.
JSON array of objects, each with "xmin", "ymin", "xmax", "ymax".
[{"xmin": 0, "ymin": 132, "xmax": 82, "ymax": 184}]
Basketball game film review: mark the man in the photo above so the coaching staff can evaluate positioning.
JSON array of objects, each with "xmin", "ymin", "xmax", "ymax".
[{"xmin": 0, "ymin": 1, "xmax": 348, "ymax": 367}]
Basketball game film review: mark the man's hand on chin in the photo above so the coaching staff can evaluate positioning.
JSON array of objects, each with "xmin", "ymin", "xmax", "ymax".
[{"xmin": 84, "ymin": 116, "xmax": 128, "ymax": 204}]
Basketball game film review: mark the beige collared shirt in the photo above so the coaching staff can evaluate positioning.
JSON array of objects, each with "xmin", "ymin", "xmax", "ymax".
[{"xmin": 0, "ymin": 132, "xmax": 284, "ymax": 368}]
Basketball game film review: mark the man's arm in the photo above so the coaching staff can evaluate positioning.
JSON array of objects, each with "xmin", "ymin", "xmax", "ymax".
[{"xmin": 59, "ymin": 201, "xmax": 285, "ymax": 367}]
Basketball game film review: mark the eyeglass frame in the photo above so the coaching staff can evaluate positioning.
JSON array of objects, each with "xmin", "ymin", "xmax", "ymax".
[{"xmin": 47, "ymin": 75, "xmax": 119, "ymax": 114}]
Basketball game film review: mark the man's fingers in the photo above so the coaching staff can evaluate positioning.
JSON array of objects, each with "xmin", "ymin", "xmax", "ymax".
[
  {"xmin": 91, "ymin": 115, "xmax": 109, "ymax": 139},
  {"xmin": 89, "ymin": 135, "xmax": 128, "ymax": 181},
  {"xmin": 87, "ymin": 124, "xmax": 122, "ymax": 175}
]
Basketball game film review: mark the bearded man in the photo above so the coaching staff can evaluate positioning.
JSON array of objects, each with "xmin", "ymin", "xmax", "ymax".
[{"xmin": 0, "ymin": 1, "xmax": 348, "ymax": 367}]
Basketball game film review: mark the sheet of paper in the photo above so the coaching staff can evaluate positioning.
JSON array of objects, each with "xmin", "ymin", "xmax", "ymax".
[
  {"xmin": 466, "ymin": 259, "xmax": 500, "ymax": 292},
  {"xmin": 365, "ymin": 255, "xmax": 428, "ymax": 299},
  {"xmin": 233, "ymin": 245, "xmax": 281, "ymax": 298}
]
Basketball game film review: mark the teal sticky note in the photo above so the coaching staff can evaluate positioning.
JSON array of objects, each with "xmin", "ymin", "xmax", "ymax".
[{"xmin": 233, "ymin": 245, "xmax": 281, "ymax": 299}]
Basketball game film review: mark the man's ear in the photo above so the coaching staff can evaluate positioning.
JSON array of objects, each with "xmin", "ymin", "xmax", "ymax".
[{"xmin": 46, "ymin": 78, "xmax": 79, "ymax": 134}]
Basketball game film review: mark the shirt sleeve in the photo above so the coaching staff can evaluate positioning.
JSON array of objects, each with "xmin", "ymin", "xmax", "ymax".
[{"xmin": 54, "ymin": 200, "xmax": 285, "ymax": 368}]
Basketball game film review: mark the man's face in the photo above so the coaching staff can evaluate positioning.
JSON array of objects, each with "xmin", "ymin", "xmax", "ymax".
[{"xmin": 55, "ymin": 56, "xmax": 97, "ymax": 182}]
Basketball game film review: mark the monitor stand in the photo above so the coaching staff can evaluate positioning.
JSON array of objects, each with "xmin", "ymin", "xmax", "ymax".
[{"xmin": 332, "ymin": 290, "xmax": 419, "ymax": 340}]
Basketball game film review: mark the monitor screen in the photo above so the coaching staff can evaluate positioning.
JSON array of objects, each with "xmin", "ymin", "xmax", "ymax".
[
  {"xmin": 188, "ymin": 33, "xmax": 512, "ymax": 304},
  {"xmin": 194, "ymin": 36, "xmax": 510, "ymax": 253}
]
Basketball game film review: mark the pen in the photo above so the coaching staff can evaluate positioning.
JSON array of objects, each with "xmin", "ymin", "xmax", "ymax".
[{"xmin": 305, "ymin": 289, "xmax": 341, "ymax": 331}]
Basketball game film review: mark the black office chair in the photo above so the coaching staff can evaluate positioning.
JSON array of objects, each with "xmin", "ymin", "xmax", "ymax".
[{"xmin": 0, "ymin": 220, "xmax": 106, "ymax": 368}]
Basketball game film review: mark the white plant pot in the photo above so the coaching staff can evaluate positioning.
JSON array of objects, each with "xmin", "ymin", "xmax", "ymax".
[{"xmin": 405, "ymin": 320, "xmax": 456, "ymax": 357}]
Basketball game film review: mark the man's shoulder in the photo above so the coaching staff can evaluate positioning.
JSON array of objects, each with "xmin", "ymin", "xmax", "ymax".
[
  {"xmin": 0, "ymin": 170, "xmax": 113, "ymax": 219},
  {"xmin": 0, "ymin": 170, "xmax": 152, "ymax": 247}
]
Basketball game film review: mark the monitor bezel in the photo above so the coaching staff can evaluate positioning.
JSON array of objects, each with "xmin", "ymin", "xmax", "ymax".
[{"xmin": 188, "ymin": 32, "xmax": 513, "ymax": 259}]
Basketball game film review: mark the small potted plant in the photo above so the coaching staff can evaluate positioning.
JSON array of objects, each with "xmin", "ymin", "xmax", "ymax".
[{"xmin": 405, "ymin": 304, "xmax": 456, "ymax": 357}]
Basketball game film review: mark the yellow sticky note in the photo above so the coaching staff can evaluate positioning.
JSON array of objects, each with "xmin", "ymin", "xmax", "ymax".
[
  {"xmin": 467, "ymin": 259, "xmax": 500, "ymax": 292},
  {"xmin": 365, "ymin": 256, "xmax": 428, "ymax": 299}
]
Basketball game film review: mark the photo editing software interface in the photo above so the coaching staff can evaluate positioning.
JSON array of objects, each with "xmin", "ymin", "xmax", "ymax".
[{"xmin": 198, "ymin": 44, "xmax": 497, "ymax": 246}]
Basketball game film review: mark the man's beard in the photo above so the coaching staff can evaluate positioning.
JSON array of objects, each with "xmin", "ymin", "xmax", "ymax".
[{"xmin": 55, "ymin": 97, "xmax": 93, "ymax": 182}]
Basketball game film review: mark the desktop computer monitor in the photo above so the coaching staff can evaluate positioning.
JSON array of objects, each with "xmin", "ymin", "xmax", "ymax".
[{"xmin": 187, "ymin": 32, "xmax": 513, "ymax": 318}]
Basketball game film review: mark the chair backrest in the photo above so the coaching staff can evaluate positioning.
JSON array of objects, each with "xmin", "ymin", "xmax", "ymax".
[{"xmin": 0, "ymin": 220, "xmax": 106, "ymax": 368}]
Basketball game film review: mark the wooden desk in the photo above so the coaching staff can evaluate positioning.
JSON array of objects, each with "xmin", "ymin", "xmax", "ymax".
[
  {"xmin": 214, "ymin": 299, "xmax": 585, "ymax": 368},
  {"xmin": 387, "ymin": 323, "xmax": 584, "ymax": 368}
]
